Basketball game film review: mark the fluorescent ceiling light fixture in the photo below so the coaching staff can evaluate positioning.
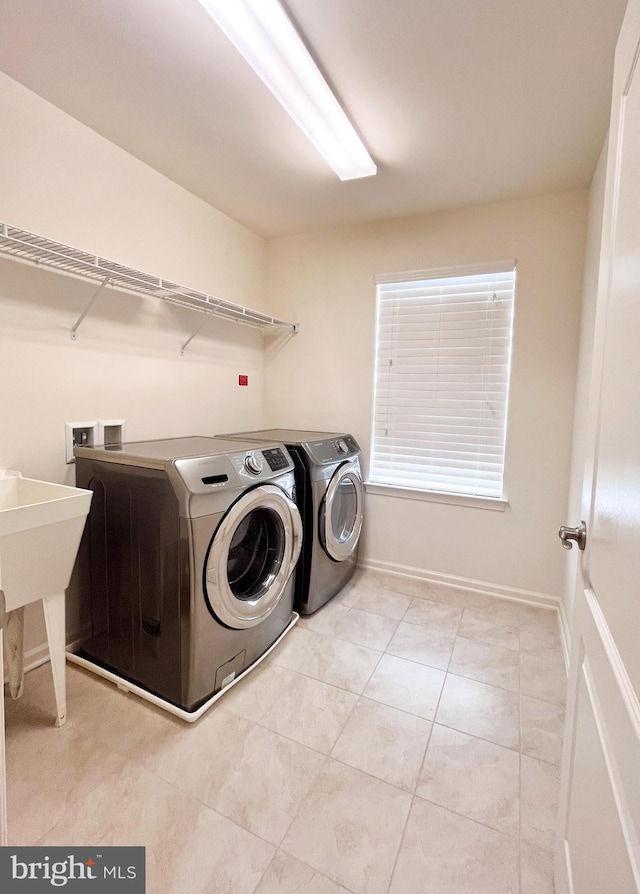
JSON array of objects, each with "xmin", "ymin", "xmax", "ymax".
[{"xmin": 197, "ymin": 0, "xmax": 377, "ymax": 180}]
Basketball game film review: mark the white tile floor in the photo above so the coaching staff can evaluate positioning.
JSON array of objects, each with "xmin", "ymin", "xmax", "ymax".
[{"xmin": 4, "ymin": 569, "xmax": 564, "ymax": 893}]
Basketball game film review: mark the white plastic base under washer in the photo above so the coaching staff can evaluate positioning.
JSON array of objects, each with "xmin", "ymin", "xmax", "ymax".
[{"xmin": 66, "ymin": 611, "xmax": 299, "ymax": 723}]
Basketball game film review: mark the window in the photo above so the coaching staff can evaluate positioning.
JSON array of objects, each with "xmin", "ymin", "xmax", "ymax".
[{"xmin": 370, "ymin": 261, "xmax": 516, "ymax": 502}]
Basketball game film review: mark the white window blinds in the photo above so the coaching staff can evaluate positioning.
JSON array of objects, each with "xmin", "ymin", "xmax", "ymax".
[{"xmin": 370, "ymin": 262, "xmax": 516, "ymax": 499}]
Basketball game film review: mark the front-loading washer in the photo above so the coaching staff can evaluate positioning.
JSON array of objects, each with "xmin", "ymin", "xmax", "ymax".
[
  {"xmin": 217, "ymin": 430, "xmax": 364, "ymax": 615},
  {"xmin": 72, "ymin": 436, "xmax": 302, "ymax": 719}
]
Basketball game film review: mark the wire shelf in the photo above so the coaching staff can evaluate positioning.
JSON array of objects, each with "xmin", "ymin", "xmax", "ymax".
[{"xmin": 0, "ymin": 223, "xmax": 297, "ymax": 333}]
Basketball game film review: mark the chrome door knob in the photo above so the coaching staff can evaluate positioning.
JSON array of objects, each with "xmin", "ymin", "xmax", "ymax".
[{"xmin": 559, "ymin": 520, "xmax": 587, "ymax": 550}]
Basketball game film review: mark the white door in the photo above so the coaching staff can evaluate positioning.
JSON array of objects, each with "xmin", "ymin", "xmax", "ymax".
[{"xmin": 556, "ymin": 2, "xmax": 640, "ymax": 891}]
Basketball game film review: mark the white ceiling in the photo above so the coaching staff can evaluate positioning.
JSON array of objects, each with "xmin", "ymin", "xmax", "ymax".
[{"xmin": 0, "ymin": 0, "xmax": 628, "ymax": 238}]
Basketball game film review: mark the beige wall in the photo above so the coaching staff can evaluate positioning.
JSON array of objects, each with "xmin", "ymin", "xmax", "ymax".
[
  {"xmin": 264, "ymin": 191, "xmax": 588, "ymax": 600},
  {"xmin": 0, "ymin": 74, "xmax": 270, "ymax": 655},
  {"xmin": 0, "ymin": 73, "xmax": 267, "ymax": 307}
]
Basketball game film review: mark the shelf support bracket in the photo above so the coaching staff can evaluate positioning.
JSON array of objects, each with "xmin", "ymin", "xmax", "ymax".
[
  {"xmin": 70, "ymin": 275, "xmax": 111, "ymax": 340},
  {"xmin": 180, "ymin": 321, "xmax": 208, "ymax": 355}
]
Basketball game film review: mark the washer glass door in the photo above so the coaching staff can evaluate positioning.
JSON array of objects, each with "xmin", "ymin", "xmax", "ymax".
[
  {"xmin": 321, "ymin": 463, "xmax": 364, "ymax": 561},
  {"xmin": 204, "ymin": 485, "xmax": 302, "ymax": 629}
]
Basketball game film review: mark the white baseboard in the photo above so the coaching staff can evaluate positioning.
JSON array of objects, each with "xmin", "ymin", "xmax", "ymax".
[
  {"xmin": 19, "ymin": 629, "xmax": 88, "ymax": 675},
  {"xmin": 358, "ymin": 556, "xmax": 561, "ymax": 612},
  {"xmin": 21, "ymin": 641, "xmax": 51, "ymax": 673}
]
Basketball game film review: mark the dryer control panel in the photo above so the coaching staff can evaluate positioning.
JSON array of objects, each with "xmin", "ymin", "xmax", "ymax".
[{"xmin": 303, "ymin": 434, "xmax": 361, "ymax": 465}]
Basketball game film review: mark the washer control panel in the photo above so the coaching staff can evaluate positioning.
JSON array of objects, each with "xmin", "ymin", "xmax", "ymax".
[
  {"xmin": 262, "ymin": 447, "xmax": 290, "ymax": 471},
  {"xmin": 171, "ymin": 443, "xmax": 293, "ymax": 496}
]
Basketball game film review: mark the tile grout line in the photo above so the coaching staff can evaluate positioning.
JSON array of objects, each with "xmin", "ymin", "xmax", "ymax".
[
  {"xmin": 249, "ymin": 585, "xmax": 418, "ymax": 893},
  {"xmin": 411, "ymin": 790, "xmax": 522, "ymax": 841},
  {"xmin": 279, "ymin": 590, "xmax": 540, "ymax": 761},
  {"xmin": 384, "ymin": 595, "xmax": 465, "ymax": 892}
]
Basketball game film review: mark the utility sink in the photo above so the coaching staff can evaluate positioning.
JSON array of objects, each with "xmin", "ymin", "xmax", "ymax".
[
  {"xmin": 0, "ymin": 470, "xmax": 92, "ymax": 612},
  {"xmin": 0, "ymin": 472, "xmax": 90, "ymax": 845},
  {"xmin": 0, "ymin": 470, "xmax": 92, "ymax": 728}
]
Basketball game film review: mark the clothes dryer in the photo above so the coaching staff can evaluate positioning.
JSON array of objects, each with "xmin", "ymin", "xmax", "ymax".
[
  {"xmin": 72, "ymin": 437, "xmax": 302, "ymax": 718},
  {"xmin": 217, "ymin": 430, "xmax": 363, "ymax": 614}
]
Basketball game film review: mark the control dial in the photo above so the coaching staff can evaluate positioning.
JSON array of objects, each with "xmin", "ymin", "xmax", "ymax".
[
  {"xmin": 244, "ymin": 452, "xmax": 264, "ymax": 475},
  {"xmin": 336, "ymin": 438, "xmax": 349, "ymax": 454}
]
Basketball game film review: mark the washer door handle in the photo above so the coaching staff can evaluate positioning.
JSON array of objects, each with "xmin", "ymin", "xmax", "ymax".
[
  {"xmin": 287, "ymin": 494, "xmax": 303, "ymax": 571},
  {"xmin": 321, "ymin": 463, "xmax": 364, "ymax": 562},
  {"xmin": 204, "ymin": 484, "xmax": 302, "ymax": 629}
]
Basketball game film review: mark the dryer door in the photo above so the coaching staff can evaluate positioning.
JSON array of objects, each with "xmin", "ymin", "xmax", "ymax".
[
  {"xmin": 320, "ymin": 462, "xmax": 364, "ymax": 562},
  {"xmin": 204, "ymin": 485, "xmax": 302, "ymax": 629}
]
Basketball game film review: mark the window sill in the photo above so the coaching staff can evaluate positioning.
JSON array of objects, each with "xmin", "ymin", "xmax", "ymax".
[{"xmin": 364, "ymin": 482, "xmax": 509, "ymax": 512}]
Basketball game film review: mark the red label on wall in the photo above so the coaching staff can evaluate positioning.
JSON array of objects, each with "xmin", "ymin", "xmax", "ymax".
[{"xmin": 238, "ymin": 375, "xmax": 248, "ymax": 386}]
